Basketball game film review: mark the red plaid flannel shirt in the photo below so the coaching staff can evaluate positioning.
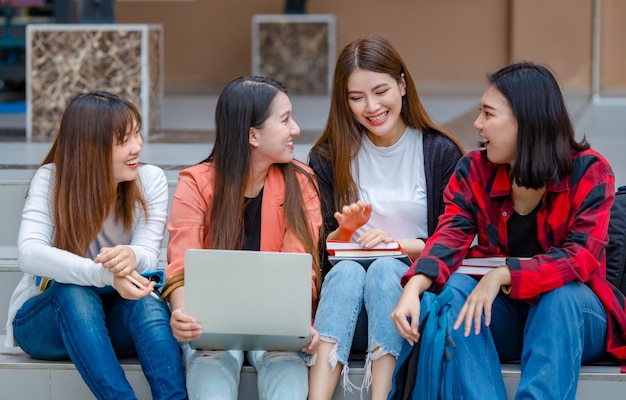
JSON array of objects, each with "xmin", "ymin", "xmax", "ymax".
[{"xmin": 403, "ymin": 148, "xmax": 626, "ymax": 370}]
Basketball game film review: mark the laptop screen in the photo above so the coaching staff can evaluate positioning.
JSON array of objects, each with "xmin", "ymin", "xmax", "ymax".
[{"xmin": 184, "ymin": 249, "xmax": 312, "ymax": 351}]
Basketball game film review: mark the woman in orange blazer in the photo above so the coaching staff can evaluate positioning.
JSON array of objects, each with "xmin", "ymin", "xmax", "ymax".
[{"xmin": 162, "ymin": 76, "xmax": 322, "ymax": 400}]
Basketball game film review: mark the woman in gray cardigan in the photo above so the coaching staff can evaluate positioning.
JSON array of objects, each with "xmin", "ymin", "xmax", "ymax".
[{"xmin": 307, "ymin": 35, "xmax": 464, "ymax": 400}]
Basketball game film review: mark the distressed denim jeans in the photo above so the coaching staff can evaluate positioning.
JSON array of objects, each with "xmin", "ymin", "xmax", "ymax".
[
  {"xmin": 13, "ymin": 283, "xmax": 187, "ymax": 400},
  {"xmin": 440, "ymin": 272, "xmax": 607, "ymax": 400},
  {"xmin": 312, "ymin": 257, "xmax": 408, "ymax": 391},
  {"xmin": 181, "ymin": 343, "xmax": 308, "ymax": 400}
]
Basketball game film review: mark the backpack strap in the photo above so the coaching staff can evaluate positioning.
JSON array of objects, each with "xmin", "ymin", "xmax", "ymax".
[
  {"xmin": 414, "ymin": 286, "xmax": 453, "ymax": 400},
  {"xmin": 388, "ymin": 287, "xmax": 456, "ymax": 400}
]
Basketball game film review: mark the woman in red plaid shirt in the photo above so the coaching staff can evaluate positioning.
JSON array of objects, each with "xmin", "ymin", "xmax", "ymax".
[{"xmin": 392, "ymin": 62, "xmax": 626, "ymax": 399}]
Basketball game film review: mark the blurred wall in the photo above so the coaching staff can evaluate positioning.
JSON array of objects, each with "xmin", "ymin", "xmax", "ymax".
[
  {"xmin": 116, "ymin": 0, "xmax": 625, "ymax": 94},
  {"xmin": 601, "ymin": 0, "xmax": 626, "ymax": 92}
]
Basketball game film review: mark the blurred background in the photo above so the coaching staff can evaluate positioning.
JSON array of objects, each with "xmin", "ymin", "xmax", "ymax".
[
  {"xmin": 1, "ymin": 0, "xmax": 624, "ymax": 98},
  {"xmin": 0, "ymin": 0, "xmax": 624, "ymax": 161}
]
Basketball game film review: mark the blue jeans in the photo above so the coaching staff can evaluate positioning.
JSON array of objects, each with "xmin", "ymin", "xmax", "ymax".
[
  {"xmin": 437, "ymin": 273, "xmax": 607, "ymax": 400},
  {"xmin": 313, "ymin": 258, "xmax": 408, "ymax": 390},
  {"xmin": 181, "ymin": 343, "xmax": 308, "ymax": 400},
  {"xmin": 13, "ymin": 283, "xmax": 187, "ymax": 400}
]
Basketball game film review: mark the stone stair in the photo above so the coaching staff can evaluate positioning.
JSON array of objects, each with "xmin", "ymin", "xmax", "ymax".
[
  {"xmin": 1, "ymin": 148, "xmax": 626, "ymax": 399},
  {"xmin": 0, "ymin": 168, "xmax": 371, "ymax": 399}
]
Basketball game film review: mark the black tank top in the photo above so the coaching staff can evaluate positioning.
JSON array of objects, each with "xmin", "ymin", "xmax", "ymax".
[
  {"xmin": 507, "ymin": 203, "xmax": 543, "ymax": 257},
  {"xmin": 242, "ymin": 188, "xmax": 263, "ymax": 251}
]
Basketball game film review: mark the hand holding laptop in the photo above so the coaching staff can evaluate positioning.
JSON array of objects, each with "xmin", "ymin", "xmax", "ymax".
[
  {"xmin": 303, "ymin": 326, "xmax": 320, "ymax": 354},
  {"xmin": 171, "ymin": 304, "xmax": 320, "ymax": 354},
  {"xmin": 170, "ymin": 306, "xmax": 204, "ymax": 342},
  {"xmin": 184, "ymin": 249, "xmax": 314, "ymax": 352}
]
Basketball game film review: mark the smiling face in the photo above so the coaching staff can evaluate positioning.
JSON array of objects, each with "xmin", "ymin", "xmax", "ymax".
[
  {"xmin": 474, "ymin": 85, "xmax": 518, "ymax": 166},
  {"xmin": 347, "ymin": 68, "xmax": 407, "ymax": 147},
  {"xmin": 249, "ymin": 91, "xmax": 300, "ymax": 167},
  {"xmin": 112, "ymin": 119, "xmax": 142, "ymax": 183}
]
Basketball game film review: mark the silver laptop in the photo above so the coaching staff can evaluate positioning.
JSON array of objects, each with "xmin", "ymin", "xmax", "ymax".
[{"xmin": 184, "ymin": 249, "xmax": 313, "ymax": 351}]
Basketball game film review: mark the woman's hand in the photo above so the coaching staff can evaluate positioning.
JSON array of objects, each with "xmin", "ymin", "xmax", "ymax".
[
  {"xmin": 453, "ymin": 266, "xmax": 511, "ymax": 336},
  {"xmin": 170, "ymin": 307, "xmax": 203, "ymax": 342},
  {"xmin": 167, "ymin": 286, "xmax": 201, "ymax": 341},
  {"xmin": 331, "ymin": 200, "xmax": 372, "ymax": 240},
  {"xmin": 95, "ymin": 245, "xmax": 137, "ymax": 277},
  {"xmin": 358, "ymin": 228, "xmax": 393, "ymax": 248},
  {"xmin": 391, "ymin": 274, "xmax": 431, "ymax": 346},
  {"xmin": 113, "ymin": 271, "xmax": 155, "ymax": 300},
  {"xmin": 304, "ymin": 326, "xmax": 320, "ymax": 354}
]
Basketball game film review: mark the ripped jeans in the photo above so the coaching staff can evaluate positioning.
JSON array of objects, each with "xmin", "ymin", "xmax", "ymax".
[
  {"xmin": 312, "ymin": 258, "xmax": 408, "ymax": 391},
  {"xmin": 181, "ymin": 343, "xmax": 308, "ymax": 400}
]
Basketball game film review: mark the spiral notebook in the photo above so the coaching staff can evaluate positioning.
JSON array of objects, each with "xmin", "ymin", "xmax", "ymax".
[{"xmin": 184, "ymin": 249, "xmax": 312, "ymax": 351}]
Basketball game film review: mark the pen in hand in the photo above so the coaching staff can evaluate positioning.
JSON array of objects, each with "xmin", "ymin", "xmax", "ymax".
[
  {"xmin": 125, "ymin": 274, "xmax": 160, "ymax": 300},
  {"xmin": 96, "ymin": 251, "xmax": 160, "ymax": 300}
]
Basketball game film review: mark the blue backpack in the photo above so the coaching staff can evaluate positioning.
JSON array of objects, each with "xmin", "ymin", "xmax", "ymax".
[{"xmin": 388, "ymin": 286, "xmax": 462, "ymax": 400}]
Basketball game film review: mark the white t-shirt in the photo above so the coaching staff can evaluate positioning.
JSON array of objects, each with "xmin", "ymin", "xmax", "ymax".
[{"xmin": 350, "ymin": 127, "xmax": 428, "ymax": 240}]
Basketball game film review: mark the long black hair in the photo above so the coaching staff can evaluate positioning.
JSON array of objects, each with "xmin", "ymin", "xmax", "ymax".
[
  {"xmin": 204, "ymin": 76, "xmax": 321, "ymax": 291},
  {"xmin": 488, "ymin": 62, "xmax": 589, "ymax": 188}
]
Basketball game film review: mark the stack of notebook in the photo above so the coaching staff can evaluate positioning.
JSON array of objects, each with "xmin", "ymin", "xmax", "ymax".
[{"xmin": 326, "ymin": 240, "xmax": 412, "ymax": 268}]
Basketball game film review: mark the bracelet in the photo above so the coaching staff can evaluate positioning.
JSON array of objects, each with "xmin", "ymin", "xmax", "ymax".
[
  {"xmin": 160, "ymin": 270, "xmax": 185, "ymax": 302},
  {"xmin": 500, "ymin": 263, "xmax": 511, "ymax": 295}
]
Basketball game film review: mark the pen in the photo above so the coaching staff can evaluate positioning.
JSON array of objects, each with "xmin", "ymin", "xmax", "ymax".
[
  {"xmin": 96, "ymin": 252, "xmax": 160, "ymax": 300},
  {"xmin": 126, "ymin": 275, "xmax": 160, "ymax": 300}
]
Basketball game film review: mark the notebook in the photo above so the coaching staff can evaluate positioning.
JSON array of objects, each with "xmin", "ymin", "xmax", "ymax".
[
  {"xmin": 326, "ymin": 240, "xmax": 412, "ymax": 269},
  {"xmin": 455, "ymin": 257, "xmax": 531, "ymax": 276},
  {"xmin": 184, "ymin": 248, "xmax": 313, "ymax": 351}
]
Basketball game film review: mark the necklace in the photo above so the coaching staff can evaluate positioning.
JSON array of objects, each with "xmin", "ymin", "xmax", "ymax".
[
  {"xmin": 512, "ymin": 185, "xmax": 545, "ymax": 216},
  {"xmin": 513, "ymin": 199, "xmax": 537, "ymax": 216}
]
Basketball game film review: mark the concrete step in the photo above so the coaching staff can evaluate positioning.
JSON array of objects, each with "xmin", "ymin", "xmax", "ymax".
[
  {"xmin": 0, "ymin": 176, "xmax": 29, "ymax": 248},
  {"xmin": 0, "ymin": 258, "xmax": 625, "ymax": 396},
  {"xmin": 0, "ymin": 337, "xmax": 365, "ymax": 400},
  {"xmin": 2, "ymin": 182, "xmax": 626, "ymax": 399},
  {"xmin": 1, "ymin": 336, "xmax": 625, "ymax": 400},
  {"xmin": 0, "ymin": 170, "xmax": 181, "ymax": 248},
  {"xmin": 0, "ymin": 247, "xmax": 21, "ymax": 339},
  {"xmin": 2, "ymin": 150, "xmax": 626, "ymax": 399}
]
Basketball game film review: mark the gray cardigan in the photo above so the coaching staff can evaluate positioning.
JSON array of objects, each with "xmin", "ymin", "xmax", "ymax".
[{"xmin": 308, "ymin": 129, "xmax": 463, "ymax": 275}]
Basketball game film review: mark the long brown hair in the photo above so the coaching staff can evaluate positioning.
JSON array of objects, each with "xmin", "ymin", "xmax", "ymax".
[
  {"xmin": 40, "ymin": 90, "xmax": 148, "ymax": 256},
  {"xmin": 204, "ymin": 76, "xmax": 322, "ymax": 291},
  {"xmin": 311, "ymin": 35, "xmax": 464, "ymax": 210}
]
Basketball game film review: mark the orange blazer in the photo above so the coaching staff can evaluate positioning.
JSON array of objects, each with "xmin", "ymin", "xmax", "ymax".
[{"xmin": 166, "ymin": 160, "xmax": 322, "ymax": 301}]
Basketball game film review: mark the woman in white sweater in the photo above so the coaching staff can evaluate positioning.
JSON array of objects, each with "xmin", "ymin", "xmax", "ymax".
[{"xmin": 5, "ymin": 91, "xmax": 187, "ymax": 400}]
